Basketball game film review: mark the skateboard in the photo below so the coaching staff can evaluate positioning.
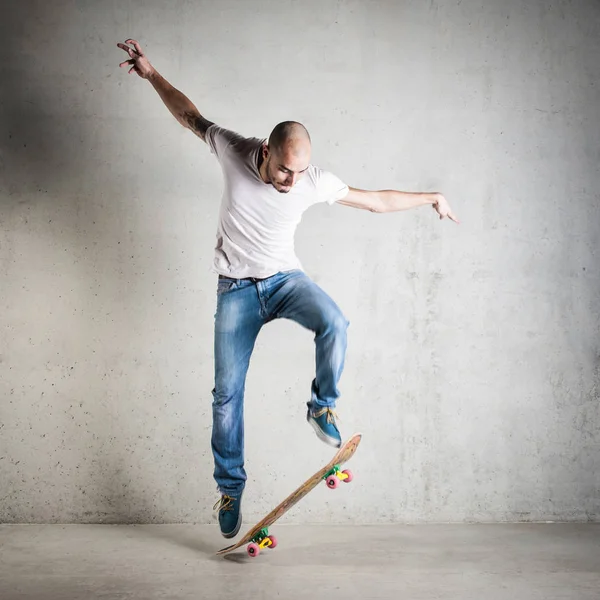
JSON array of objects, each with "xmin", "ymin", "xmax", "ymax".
[{"xmin": 216, "ymin": 432, "xmax": 362, "ymax": 558}]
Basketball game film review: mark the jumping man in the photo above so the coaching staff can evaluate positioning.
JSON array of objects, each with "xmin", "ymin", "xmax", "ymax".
[{"xmin": 118, "ymin": 39, "xmax": 459, "ymax": 539}]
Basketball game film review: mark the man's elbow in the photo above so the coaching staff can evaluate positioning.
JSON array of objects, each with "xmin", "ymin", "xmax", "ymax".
[{"xmin": 370, "ymin": 193, "xmax": 388, "ymax": 213}]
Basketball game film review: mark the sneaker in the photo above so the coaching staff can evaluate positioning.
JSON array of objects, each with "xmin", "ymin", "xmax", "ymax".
[
  {"xmin": 306, "ymin": 403, "xmax": 342, "ymax": 448},
  {"xmin": 213, "ymin": 491, "xmax": 243, "ymax": 538}
]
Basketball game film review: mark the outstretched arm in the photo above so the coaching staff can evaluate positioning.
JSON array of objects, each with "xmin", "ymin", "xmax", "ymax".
[
  {"xmin": 117, "ymin": 39, "xmax": 214, "ymax": 142},
  {"xmin": 337, "ymin": 188, "xmax": 459, "ymax": 223}
]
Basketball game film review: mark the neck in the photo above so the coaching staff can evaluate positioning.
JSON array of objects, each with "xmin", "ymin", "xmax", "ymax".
[{"xmin": 258, "ymin": 149, "xmax": 270, "ymax": 184}]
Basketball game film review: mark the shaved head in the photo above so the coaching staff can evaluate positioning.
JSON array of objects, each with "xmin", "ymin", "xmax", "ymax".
[
  {"xmin": 259, "ymin": 121, "xmax": 312, "ymax": 194},
  {"xmin": 268, "ymin": 121, "xmax": 311, "ymax": 154}
]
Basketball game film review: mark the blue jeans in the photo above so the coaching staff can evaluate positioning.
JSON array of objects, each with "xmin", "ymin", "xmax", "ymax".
[{"xmin": 211, "ymin": 269, "xmax": 349, "ymax": 495}]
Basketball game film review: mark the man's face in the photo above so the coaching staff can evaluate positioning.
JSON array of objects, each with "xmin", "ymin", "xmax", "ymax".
[{"xmin": 263, "ymin": 143, "xmax": 310, "ymax": 194}]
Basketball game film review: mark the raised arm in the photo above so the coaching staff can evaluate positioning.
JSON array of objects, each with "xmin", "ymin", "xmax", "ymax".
[
  {"xmin": 117, "ymin": 39, "xmax": 214, "ymax": 142},
  {"xmin": 338, "ymin": 187, "xmax": 459, "ymax": 223}
]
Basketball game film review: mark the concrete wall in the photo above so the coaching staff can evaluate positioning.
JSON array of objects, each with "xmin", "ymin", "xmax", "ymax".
[{"xmin": 1, "ymin": 0, "xmax": 598, "ymax": 524}]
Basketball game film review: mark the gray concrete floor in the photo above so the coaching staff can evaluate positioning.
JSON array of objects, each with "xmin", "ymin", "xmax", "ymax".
[{"xmin": 0, "ymin": 524, "xmax": 598, "ymax": 599}]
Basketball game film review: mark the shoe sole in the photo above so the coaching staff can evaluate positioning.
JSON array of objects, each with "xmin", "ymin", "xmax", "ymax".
[{"xmin": 307, "ymin": 413, "xmax": 342, "ymax": 448}]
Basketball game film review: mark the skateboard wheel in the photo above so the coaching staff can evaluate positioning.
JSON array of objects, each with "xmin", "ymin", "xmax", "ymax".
[
  {"xmin": 247, "ymin": 542, "xmax": 260, "ymax": 558},
  {"xmin": 342, "ymin": 469, "xmax": 353, "ymax": 483},
  {"xmin": 268, "ymin": 535, "xmax": 278, "ymax": 549},
  {"xmin": 326, "ymin": 475, "xmax": 339, "ymax": 489}
]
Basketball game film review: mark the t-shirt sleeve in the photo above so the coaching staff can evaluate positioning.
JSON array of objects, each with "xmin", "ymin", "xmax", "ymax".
[
  {"xmin": 205, "ymin": 124, "xmax": 246, "ymax": 160},
  {"xmin": 312, "ymin": 167, "xmax": 349, "ymax": 205}
]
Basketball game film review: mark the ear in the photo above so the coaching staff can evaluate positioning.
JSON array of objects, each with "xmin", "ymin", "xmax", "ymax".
[{"xmin": 262, "ymin": 143, "xmax": 270, "ymax": 159}]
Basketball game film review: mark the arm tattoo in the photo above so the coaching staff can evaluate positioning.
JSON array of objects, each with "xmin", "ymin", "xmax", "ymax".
[{"xmin": 182, "ymin": 111, "xmax": 213, "ymax": 141}]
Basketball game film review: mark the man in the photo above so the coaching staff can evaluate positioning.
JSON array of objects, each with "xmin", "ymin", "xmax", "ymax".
[{"xmin": 118, "ymin": 39, "xmax": 459, "ymax": 539}]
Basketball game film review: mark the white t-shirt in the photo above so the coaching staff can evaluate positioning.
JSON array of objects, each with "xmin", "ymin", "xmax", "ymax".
[{"xmin": 205, "ymin": 124, "xmax": 349, "ymax": 279}]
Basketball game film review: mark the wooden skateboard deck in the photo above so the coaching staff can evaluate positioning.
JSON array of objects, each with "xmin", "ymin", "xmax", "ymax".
[{"xmin": 216, "ymin": 432, "xmax": 362, "ymax": 557}]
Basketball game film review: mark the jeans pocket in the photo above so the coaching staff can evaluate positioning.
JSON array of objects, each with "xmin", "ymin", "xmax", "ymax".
[{"xmin": 217, "ymin": 280, "xmax": 236, "ymax": 296}]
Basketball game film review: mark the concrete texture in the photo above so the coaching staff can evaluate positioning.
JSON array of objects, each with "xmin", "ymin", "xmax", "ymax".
[
  {"xmin": 1, "ymin": 0, "xmax": 599, "ymax": 524},
  {"xmin": 1, "ymin": 524, "xmax": 599, "ymax": 600}
]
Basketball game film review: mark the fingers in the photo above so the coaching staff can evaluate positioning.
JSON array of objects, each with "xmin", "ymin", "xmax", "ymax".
[
  {"xmin": 125, "ymin": 39, "xmax": 144, "ymax": 56},
  {"xmin": 117, "ymin": 42, "xmax": 133, "ymax": 55},
  {"xmin": 128, "ymin": 65, "xmax": 137, "ymax": 75},
  {"xmin": 119, "ymin": 59, "xmax": 134, "ymax": 68},
  {"xmin": 432, "ymin": 200, "xmax": 460, "ymax": 224},
  {"xmin": 117, "ymin": 41, "xmax": 139, "ymax": 59}
]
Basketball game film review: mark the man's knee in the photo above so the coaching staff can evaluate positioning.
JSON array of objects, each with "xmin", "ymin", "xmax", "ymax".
[
  {"xmin": 321, "ymin": 308, "xmax": 349, "ymax": 338},
  {"xmin": 212, "ymin": 381, "xmax": 244, "ymax": 407}
]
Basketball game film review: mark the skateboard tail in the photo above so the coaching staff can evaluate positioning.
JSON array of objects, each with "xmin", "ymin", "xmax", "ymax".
[{"xmin": 216, "ymin": 543, "xmax": 236, "ymax": 556}]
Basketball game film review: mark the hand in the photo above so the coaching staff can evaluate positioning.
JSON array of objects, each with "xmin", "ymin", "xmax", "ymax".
[
  {"xmin": 432, "ymin": 193, "xmax": 459, "ymax": 224},
  {"xmin": 117, "ymin": 39, "xmax": 154, "ymax": 79}
]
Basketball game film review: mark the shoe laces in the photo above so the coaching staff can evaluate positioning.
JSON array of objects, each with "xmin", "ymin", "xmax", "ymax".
[
  {"xmin": 213, "ymin": 495, "xmax": 236, "ymax": 512},
  {"xmin": 312, "ymin": 406, "xmax": 339, "ymax": 424}
]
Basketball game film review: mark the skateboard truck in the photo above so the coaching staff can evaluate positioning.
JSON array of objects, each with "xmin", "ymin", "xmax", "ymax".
[
  {"xmin": 323, "ymin": 464, "xmax": 354, "ymax": 490},
  {"xmin": 246, "ymin": 527, "xmax": 278, "ymax": 557}
]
